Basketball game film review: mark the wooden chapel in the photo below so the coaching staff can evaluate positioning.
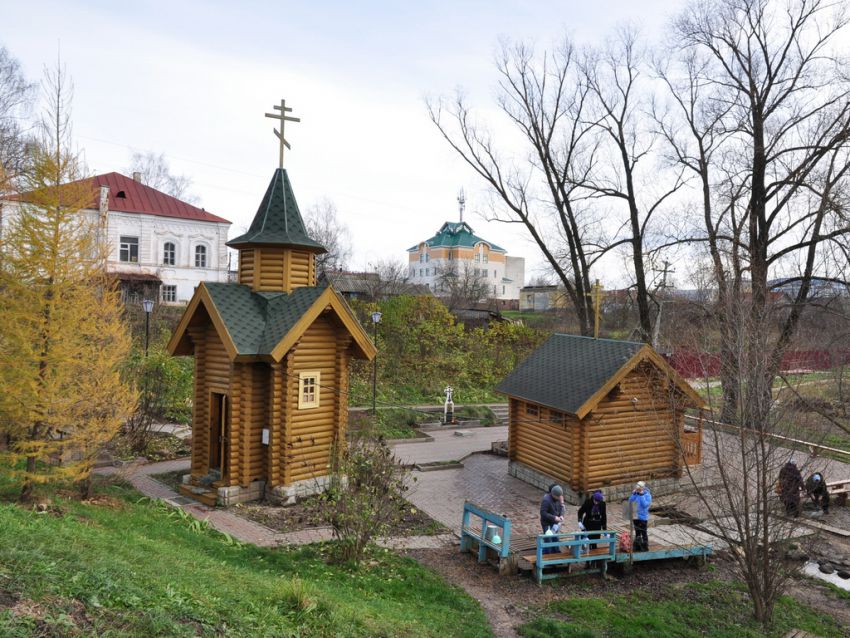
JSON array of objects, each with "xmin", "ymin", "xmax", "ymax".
[{"xmin": 167, "ymin": 103, "xmax": 375, "ymax": 505}]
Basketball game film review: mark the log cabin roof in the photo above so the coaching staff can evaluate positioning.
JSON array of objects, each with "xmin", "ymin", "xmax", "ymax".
[
  {"xmin": 227, "ymin": 169, "xmax": 326, "ymax": 252},
  {"xmin": 495, "ymin": 333, "xmax": 703, "ymax": 418},
  {"xmin": 167, "ymin": 282, "xmax": 375, "ymax": 361}
]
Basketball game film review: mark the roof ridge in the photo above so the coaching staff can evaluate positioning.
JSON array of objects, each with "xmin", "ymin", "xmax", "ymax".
[{"xmin": 552, "ymin": 333, "xmax": 645, "ymax": 347}]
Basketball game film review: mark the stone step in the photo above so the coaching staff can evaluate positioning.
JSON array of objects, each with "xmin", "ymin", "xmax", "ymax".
[{"xmin": 178, "ymin": 483, "xmax": 217, "ymax": 507}]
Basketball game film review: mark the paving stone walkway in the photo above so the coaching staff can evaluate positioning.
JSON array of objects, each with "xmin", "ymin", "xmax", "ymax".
[{"xmin": 96, "ymin": 458, "xmax": 455, "ymax": 550}]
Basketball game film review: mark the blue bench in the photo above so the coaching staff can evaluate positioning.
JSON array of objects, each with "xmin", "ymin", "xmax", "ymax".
[
  {"xmin": 523, "ymin": 530, "xmax": 618, "ymax": 584},
  {"xmin": 460, "ymin": 501, "xmax": 513, "ymax": 573}
]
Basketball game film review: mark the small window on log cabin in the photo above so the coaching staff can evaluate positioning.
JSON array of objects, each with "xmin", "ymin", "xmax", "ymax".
[
  {"xmin": 525, "ymin": 403, "xmax": 539, "ymax": 418},
  {"xmin": 606, "ymin": 384, "xmax": 622, "ymax": 401},
  {"xmin": 298, "ymin": 372, "xmax": 320, "ymax": 409},
  {"xmin": 549, "ymin": 410, "xmax": 564, "ymax": 426}
]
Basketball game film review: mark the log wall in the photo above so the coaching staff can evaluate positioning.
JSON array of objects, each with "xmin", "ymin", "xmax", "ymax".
[
  {"xmin": 508, "ymin": 398, "xmax": 577, "ymax": 490},
  {"xmin": 583, "ymin": 363, "xmax": 682, "ymax": 489},
  {"xmin": 253, "ymin": 247, "xmax": 316, "ymax": 292},
  {"xmin": 189, "ymin": 322, "xmax": 231, "ymax": 479},
  {"xmin": 238, "ymin": 248, "xmax": 255, "ymax": 289},
  {"xmin": 283, "ymin": 315, "xmax": 340, "ymax": 484}
]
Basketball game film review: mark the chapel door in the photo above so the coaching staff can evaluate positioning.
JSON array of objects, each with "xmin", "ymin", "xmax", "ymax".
[{"xmin": 209, "ymin": 393, "xmax": 229, "ymax": 477}]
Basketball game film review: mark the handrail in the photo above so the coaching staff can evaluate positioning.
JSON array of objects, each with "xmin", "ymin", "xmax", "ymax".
[
  {"xmin": 461, "ymin": 500, "xmax": 512, "ymax": 560},
  {"xmin": 684, "ymin": 414, "xmax": 850, "ymax": 460}
]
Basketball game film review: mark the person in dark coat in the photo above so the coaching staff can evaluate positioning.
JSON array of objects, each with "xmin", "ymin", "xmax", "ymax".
[
  {"xmin": 805, "ymin": 472, "xmax": 830, "ymax": 514},
  {"xmin": 540, "ymin": 484, "xmax": 565, "ymax": 554},
  {"xmin": 778, "ymin": 460, "xmax": 804, "ymax": 517},
  {"xmin": 578, "ymin": 490, "xmax": 607, "ymax": 549}
]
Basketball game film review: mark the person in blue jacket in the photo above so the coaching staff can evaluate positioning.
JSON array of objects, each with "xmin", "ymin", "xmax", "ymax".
[{"xmin": 629, "ymin": 481, "xmax": 652, "ymax": 551}]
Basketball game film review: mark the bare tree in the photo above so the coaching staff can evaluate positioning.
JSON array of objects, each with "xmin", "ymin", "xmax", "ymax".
[
  {"xmin": 304, "ymin": 198, "xmax": 352, "ymax": 276},
  {"xmin": 0, "ymin": 46, "xmax": 36, "ymax": 188},
  {"xmin": 660, "ymin": 303, "xmax": 833, "ymax": 627},
  {"xmin": 659, "ymin": 0, "xmax": 850, "ymax": 423},
  {"xmin": 126, "ymin": 151, "xmax": 197, "ymax": 202},
  {"xmin": 428, "ymin": 38, "xmax": 615, "ymax": 336},
  {"xmin": 433, "ymin": 261, "xmax": 490, "ymax": 311},
  {"xmin": 580, "ymin": 29, "xmax": 688, "ymax": 341},
  {"xmin": 361, "ymin": 259, "xmax": 414, "ymax": 300}
]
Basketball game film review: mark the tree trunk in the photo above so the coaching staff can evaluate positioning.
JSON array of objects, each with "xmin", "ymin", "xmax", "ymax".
[{"xmin": 19, "ymin": 456, "xmax": 36, "ymax": 503}]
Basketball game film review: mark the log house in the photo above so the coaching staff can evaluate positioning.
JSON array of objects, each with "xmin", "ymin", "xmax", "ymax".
[
  {"xmin": 496, "ymin": 334, "xmax": 704, "ymax": 504},
  {"xmin": 167, "ymin": 168, "xmax": 375, "ymax": 506}
]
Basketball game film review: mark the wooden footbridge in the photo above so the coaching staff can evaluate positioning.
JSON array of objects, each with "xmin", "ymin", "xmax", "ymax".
[{"xmin": 460, "ymin": 501, "xmax": 714, "ymax": 583}]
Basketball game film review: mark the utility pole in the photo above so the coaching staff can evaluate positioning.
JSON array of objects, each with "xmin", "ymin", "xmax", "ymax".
[{"xmin": 585, "ymin": 279, "xmax": 603, "ymax": 339}]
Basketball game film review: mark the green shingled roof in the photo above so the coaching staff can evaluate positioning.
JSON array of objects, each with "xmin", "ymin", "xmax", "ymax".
[
  {"xmin": 227, "ymin": 169, "xmax": 326, "ymax": 252},
  {"xmin": 204, "ymin": 282, "xmax": 326, "ymax": 356},
  {"xmin": 495, "ymin": 334, "xmax": 645, "ymax": 415},
  {"xmin": 407, "ymin": 221, "xmax": 505, "ymax": 252}
]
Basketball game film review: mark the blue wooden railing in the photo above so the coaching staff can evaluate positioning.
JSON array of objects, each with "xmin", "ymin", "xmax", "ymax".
[
  {"xmin": 460, "ymin": 500, "xmax": 512, "ymax": 562},
  {"xmin": 533, "ymin": 530, "xmax": 618, "ymax": 583}
]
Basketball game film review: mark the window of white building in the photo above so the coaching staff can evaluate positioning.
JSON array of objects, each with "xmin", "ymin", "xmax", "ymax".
[
  {"xmin": 119, "ymin": 236, "xmax": 139, "ymax": 263},
  {"xmin": 195, "ymin": 245, "xmax": 207, "ymax": 268},
  {"xmin": 162, "ymin": 242, "xmax": 176, "ymax": 266},
  {"xmin": 161, "ymin": 285, "xmax": 177, "ymax": 303}
]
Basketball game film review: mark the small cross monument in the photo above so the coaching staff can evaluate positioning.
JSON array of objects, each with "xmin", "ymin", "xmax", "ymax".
[{"xmin": 265, "ymin": 98, "xmax": 301, "ymax": 168}]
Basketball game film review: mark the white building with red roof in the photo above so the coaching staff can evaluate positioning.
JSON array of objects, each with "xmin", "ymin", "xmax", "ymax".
[{"xmin": 2, "ymin": 171, "xmax": 231, "ymax": 305}]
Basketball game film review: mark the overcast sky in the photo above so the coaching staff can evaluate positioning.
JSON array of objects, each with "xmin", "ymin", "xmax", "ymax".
[{"xmin": 4, "ymin": 0, "xmax": 684, "ymax": 282}]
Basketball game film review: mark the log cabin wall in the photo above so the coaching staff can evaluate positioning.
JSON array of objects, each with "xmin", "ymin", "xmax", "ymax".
[
  {"xmin": 582, "ymin": 362, "xmax": 680, "ymax": 489},
  {"xmin": 284, "ymin": 315, "xmax": 339, "ymax": 485},
  {"xmin": 238, "ymin": 248, "xmax": 255, "ymax": 289},
  {"xmin": 225, "ymin": 363, "xmax": 271, "ymax": 487},
  {"xmin": 248, "ymin": 364, "xmax": 270, "ymax": 484},
  {"xmin": 189, "ymin": 322, "xmax": 231, "ymax": 479},
  {"xmin": 267, "ymin": 362, "xmax": 284, "ymax": 487},
  {"xmin": 288, "ymin": 250, "xmax": 315, "ymax": 290},
  {"xmin": 508, "ymin": 398, "xmax": 576, "ymax": 489},
  {"xmin": 253, "ymin": 247, "xmax": 316, "ymax": 292}
]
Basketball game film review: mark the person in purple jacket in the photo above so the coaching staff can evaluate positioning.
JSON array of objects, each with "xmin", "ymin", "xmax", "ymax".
[{"xmin": 629, "ymin": 481, "xmax": 652, "ymax": 551}]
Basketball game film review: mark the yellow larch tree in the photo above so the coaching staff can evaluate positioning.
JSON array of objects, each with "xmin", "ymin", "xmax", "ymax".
[{"xmin": 0, "ymin": 64, "xmax": 136, "ymax": 501}]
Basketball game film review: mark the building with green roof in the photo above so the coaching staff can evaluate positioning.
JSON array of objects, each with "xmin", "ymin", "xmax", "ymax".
[{"xmin": 407, "ymin": 219, "xmax": 525, "ymax": 307}]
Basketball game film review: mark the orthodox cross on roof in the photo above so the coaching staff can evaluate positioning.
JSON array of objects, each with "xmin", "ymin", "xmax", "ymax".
[
  {"xmin": 265, "ymin": 98, "xmax": 301, "ymax": 168},
  {"xmin": 457, "ymin": 188, "xmax": 466, "ymax": 223}
]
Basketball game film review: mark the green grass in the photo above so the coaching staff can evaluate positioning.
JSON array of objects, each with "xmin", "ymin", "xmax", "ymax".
[
  {"xmin": 0, "ymin": 479, "xmax": 490, "ymax": 637},
  {"xmin": 517, "ymin": 581, "xmax": 844, "ymax": 638},
  {"xmin": 454, "ymin": 405, "xmax": 497, "ymax": 426}
]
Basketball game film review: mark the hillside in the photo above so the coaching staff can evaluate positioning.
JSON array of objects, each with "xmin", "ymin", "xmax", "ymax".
[{"xmin": 0, "ymin": 479, "xmax": 490, "ymax": 637}]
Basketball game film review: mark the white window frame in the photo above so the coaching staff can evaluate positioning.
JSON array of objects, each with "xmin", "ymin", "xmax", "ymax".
[
  {"xmin": 162, "ymin": 241, "xmax": 176, "ymax": 266},
  {"xmin": 161, "ymin": 285, "xmax": 177, "ymax": 303},
  {"xmin": 119, "ymin": 236, "xmax": 139, "ymax": 263},
  {"xmin": 194, "ymin": 244, "xmax": 208, "ymax": 268},
  {"xmin": 298, "ymin": 371, "xmax": 321, "ymax": 409}
]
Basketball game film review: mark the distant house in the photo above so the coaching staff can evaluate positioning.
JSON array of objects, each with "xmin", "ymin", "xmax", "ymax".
[
  {"xmin": 496, "ymin": 334, "xmax": 705, "ymax": 504},
  {"xmin": 407, "ymin": 220, "xmax": 524, "ymax": 307},
  {"xmin": 1, "ymin": 172, "xmax": 231, "ymax": 305},
  {"xmin": 519, "ymin": 285, "xmax": 568, "ymax": 312},
  {"xmin": 320, "ymin": 270, "xmax": 431, "ymax": 301}
]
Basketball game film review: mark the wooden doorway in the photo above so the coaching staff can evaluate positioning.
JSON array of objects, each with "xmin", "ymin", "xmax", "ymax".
[{"xmin": 209, "ymin": 392, "xmax": 229, "ymax": 477}]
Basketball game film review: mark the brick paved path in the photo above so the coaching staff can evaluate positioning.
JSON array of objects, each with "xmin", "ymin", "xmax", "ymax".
[
  {"xmin": 96, "ymin": 458, "xmax": 456, "ymax": 550},
  {"xmin": 392, "ymin": 426, "xmax": 508, "ymax": 465},
  {"xmin": 404, "ymin": 453, "xmax": 633, "ymax": 539}
]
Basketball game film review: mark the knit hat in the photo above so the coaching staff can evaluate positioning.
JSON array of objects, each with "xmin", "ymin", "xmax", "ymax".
[
  {"xmin": 551, "ymin": 485, "xmax": 563, "ymax": 497},
  {"xmin": 635, "ymin": 481, "xmax": 646, "ymax": 490},
  {"xmin": 592, "ymin": 490, "xmax": 604, "ymax": 502}
]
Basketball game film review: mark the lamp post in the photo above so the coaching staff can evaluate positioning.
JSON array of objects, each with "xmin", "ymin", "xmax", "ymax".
[
  {"xmin": 142, "ymin": 299, "xmax": 154, "ymax": 356},
  {"xmin": 370, "ymin": 311, "xmax": 382, "ymax": 414}
]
